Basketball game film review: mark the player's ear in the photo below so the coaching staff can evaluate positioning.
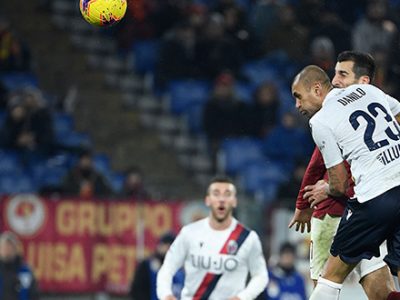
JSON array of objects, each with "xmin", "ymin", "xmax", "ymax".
[
  {"xmin": 359, "ymin": 75, "xmax": 370, "ymax": 84},
  {"xmin": 313, "ymin": 82, "xmax": 322, "ymax": 96},
  {"xmin": 205, "ymin": 195, "xmax": 211, "ymax": 207}
]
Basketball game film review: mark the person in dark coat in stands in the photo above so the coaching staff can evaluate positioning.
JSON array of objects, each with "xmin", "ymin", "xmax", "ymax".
[{"xmin": 129, "ymin": 232, "xmax": 184, "ymax": 300}]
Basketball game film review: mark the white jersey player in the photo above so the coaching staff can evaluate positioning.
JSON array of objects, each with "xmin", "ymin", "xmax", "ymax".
[
  {"xmin": 157, "ymin": 176, "xmax": 268, "ymax": 300},
  {"xmin": 292, "ymin": 65, "xmax": 400, "ymax": 300},
  {"xmin": 310, "ymin": 83, "xmax": 400, "ymax": 202}
]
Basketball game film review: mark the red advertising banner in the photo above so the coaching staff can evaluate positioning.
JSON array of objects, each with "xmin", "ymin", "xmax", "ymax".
[{"xmin": 0, "ymin": 195, "xmax": 208, "ymax": 294}]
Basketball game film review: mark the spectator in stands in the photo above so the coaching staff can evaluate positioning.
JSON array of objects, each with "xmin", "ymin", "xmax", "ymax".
[
  {"xmin": 0, "ymin": 231, "xmax": 39, "ymax": 300},
  {"xmin": 151, "ymin": 0, "xmax": 187, "ymax": 38},
  {"xmin": 61, "ymin": 150, "xmax": 113, "ymax": 198},
  {"xmin": 308, "ymin": 36, "xmax": 336, "ymax": 77},
  {"xmin": 371, "ymin": 45, "xmax": 400, "ymax": 97},
  {"xmin": 0, "ymin": 17, "xmax": 31, "ymax": 72},
  {"xmin": 262, "ymin": 5, "xmax": 309, "ymax": 63},
  {"xmin": 120, "ymin": 166, "xmax": 150, "ymax": 200},
  {"xmin": 0, "ymin": 88, "xmax": 55, "ymax": 157},
  {"xmin": 295, "ymin": 0, "xmax": 326, "ymax": 29},
  {"xmin": 219, "ymin": 3, "xmax": 252, "ymax": 59},
  {"xmin": 156, "ymin": 21, "xmax": 200, "ymax": 88},
  {"xmin": 249, "ymin": 0, "xmax": 281, "ymax": 54},
  {"xmin": 262, "ymin": 112, "xmax": 313, "ymax": 169},
  {"xmin": 275, "ymin": 161, "xmax": 307, "ymax": 209},
  {"xmin": 263, "ymin": 242, "xmax": 307, "ymax": 300},
  {"xmin": 186, "ymin": 3, "xmax": 208, "ymax": 36},
  {"xmin": 245, "ymin": 81, "xmax": 279, "ymax": 138},
  {"xmin": 197, "ymin": 13, "xmax": 243, "ymax": 79},
  {"xmin": 203, "ymin": 71, "xmax": 245, "ymax": 169},
  {"xmin": 129, "ymin": 232, "xmax": 184, "ymax": 300},
  {"xmin": 352, "ymin": 0, "xmax": 398, "ymax": 54},
  {"xmin": 309, "ymin": 10, "xmax": 351, "ymax": 55}
]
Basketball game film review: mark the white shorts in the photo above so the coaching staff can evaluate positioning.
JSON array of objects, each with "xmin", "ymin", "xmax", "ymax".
[{"xmin": 310, "ymin": 215, "xmax": 387, "ymax": 281}]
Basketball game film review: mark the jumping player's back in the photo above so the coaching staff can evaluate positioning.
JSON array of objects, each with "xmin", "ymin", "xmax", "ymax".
[{"xmin": 310, "ymin": 84, "xmax": 400, "ymax": 202}]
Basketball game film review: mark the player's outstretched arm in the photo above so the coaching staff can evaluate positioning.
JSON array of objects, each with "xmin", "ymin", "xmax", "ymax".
[{"xmin": 288, "ymin": 208, "xmax": 313, "ymax": 233}]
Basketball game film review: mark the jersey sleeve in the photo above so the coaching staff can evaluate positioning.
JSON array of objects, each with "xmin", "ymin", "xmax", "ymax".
[
  {"xmin": 310, "ymin": 119, "xmax": 344, "ymax": 169},
  {"xmin": 385, "ymin": 93, "xmax": 400, "ymax": 116},
  {"xmin": 237, "ymin": 232, "xmax": 269, "ymax": 300},
  {"xmin": 156, "ymin": 228, "xmax": 188, "ymax": 299},
  {"xmin": 296, "ymin": 146, "xmax": 327, "ymax": 210}
]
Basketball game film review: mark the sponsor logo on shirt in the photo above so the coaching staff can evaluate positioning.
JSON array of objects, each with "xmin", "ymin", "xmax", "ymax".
[
  {"xmin": 376, "ymin": 143, "xmax": 400, "ymax": 165},
  {"xmin": 346, "ymin": 209, "xmax": 353, "ymax": 221},
  {"xmin": 190, "ymin": 254, "xmax": 239, "ymax": 273}
]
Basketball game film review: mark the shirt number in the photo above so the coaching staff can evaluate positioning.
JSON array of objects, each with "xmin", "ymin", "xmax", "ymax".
[{"xmin": 349, "ymin": 102, "xmax": 400, "ymax": 151}]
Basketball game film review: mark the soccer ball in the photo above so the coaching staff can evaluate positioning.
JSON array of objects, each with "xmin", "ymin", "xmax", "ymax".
[{"xmin": 79, "ymin": 0, "xmax": 127, "ymax": 27}]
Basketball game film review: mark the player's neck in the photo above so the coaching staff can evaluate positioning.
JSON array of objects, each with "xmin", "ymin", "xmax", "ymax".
[{"xmin": 208, "ymin": 216, "xmax": 233, "ymax": 230}]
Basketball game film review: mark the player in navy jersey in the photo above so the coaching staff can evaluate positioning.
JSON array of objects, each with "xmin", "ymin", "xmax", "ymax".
[
  {"xmin": 157, "ymin": 176, "xmax": 268, "ymax": 300},
  {"xmin": 292, "ymin": 65, "xmax": 400, "ymax": 300}
]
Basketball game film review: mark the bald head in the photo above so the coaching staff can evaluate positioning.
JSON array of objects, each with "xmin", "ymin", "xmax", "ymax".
[
  {"xmin": 292, "ymin": 65, "xmax": 333, "ymax": 118},
  {"xmin": 292, "ymin": 65, "xmax": 332, "ymax": 91}
]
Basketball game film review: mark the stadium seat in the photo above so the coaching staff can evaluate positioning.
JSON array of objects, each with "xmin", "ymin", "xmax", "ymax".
[
  {"xmin": 53, "ymin": 112, "xmax": 74, "ymax": 135},
  {"xmin": 217, "ymin": 138, "xmax": 265, "ymax": 175},
  {"xmin": 241, "ymin": 59, "xmax": 279, "ymax": 87},
  {"xmin": 167, "ymin": 79, "xmax": 211, "ymax": 115},
  {"xmin": 56, "ymin": 131, "xmax": 92, "ymax": 149},
  {"xmin": 29, "ymin": 153, "xmax": 73, "ymax": 188},
  {"xmin": 0, "ymin": 173, "xmax": 36, "ymax": 195},
  {"xmin": 0, "ymin": 150, "xmax": 23, "ymax": 175},
  {"xmin": 237, "ymin": 161, "xmax": 284, "ymax": 205},
  {"xmin": 93, "ymin": 153, "xmax": 112, "ymax": 176},
  {"xmin": 0, "ymin": 72, "xmax": 38, "ymax": 91},
  {"xmin": 235, "ymin": 82, "xmax": 254, "ymax": 103},
  {"xmin": 184, "ymin": 103, "xmax": 204, "ymax": 134},
  {"xmin": 132, "ymin": 40, "xmax": 161, "ymax": 75},
  {"xmin": 107, "ymin": 172, "xmax": 125, "ymax": 194}
]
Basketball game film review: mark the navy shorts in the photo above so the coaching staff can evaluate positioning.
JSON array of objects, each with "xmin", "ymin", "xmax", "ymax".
[{"xmin": 330, "ymin": 185, "xmax": 400, "ymax": 275}]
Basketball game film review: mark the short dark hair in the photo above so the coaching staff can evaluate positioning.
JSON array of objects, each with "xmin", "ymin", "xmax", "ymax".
[
  {"xmin": 158, "ymin": 232, "xmax": 176, "ymax": 245},
  {"xmin": 207, "ymin": 175, "xmax": 236, "ymax": 194},
  {"xmin": 279, "ymin": 242, "xmax": 296, "ymax": 255},
  {"xmin": 209, "ymin": 175, "xmax": 234, "ymax": 185},
  {"xmin": 337, "ymin": 51, "xmax": 376, "ymax": 81}
]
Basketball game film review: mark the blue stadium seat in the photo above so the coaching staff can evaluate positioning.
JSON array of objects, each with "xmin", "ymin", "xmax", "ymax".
[
  {"xmin": 107, "ymin": 172, "xmax": 125, "ymax": 194},
  {"xmin": 30, "ymin": 153, "xmax": 73, "ymax": 188},
  {"xmin": 53, "ymin": 112, "xmax": 74, "ymax": 135},
  {"xmin": 0, "ymin": 72, "xmax": 38, "ymax": 91},
  {"xmin": 238, "ymin": 161, "xmax": 285, "ymax": 205},
  {"xmin": 34, "ymin": 165, "xmax": 68, "ymax": 189},
  {"xmin": 241, "ymin": 59, "xmax": 279, "ymax": 87},
  {"xmin": 235, "ymin": 82, "xmax": 254, "ymax": 103},
  {"xmin": 167, "ymin": 80, "xmax": 211, "ymax": 115},
  {"xmin": 218, "ymin": 138, "xmax": 265, "ymax": 175},
  {"xmin": 0, "ymin": 173, "xmax": 36, "ymax": 194},
  {"xmin": 184, "ymin": 103, "xmax": 204, "ymax": 134},
  {"xmin": 0, "ymin": 150, "xmax": 23, "ymax": 175},
  {"xmin": 263, "ymin": 124, "xmax": 313, "ymax": 166},
  {"xmin": 132, "ymin": 40, "xmax": 161, "ymax": 75},
  {"xmin": 93, "ymin": 153, "xmax": 111, "ymax": 176},
  {"xmin": 56, "ymin": 131, "xmax": 92, "ymax": 149}
]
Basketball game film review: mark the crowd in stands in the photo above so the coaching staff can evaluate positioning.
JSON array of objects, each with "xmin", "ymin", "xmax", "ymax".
[
  {"xmin": 3, "ymin": 0, "xmax": 400, "ymax": 206},
  {"xmin": 0, "ymin": 15, "xmax": 152, "ymax": 199}
]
